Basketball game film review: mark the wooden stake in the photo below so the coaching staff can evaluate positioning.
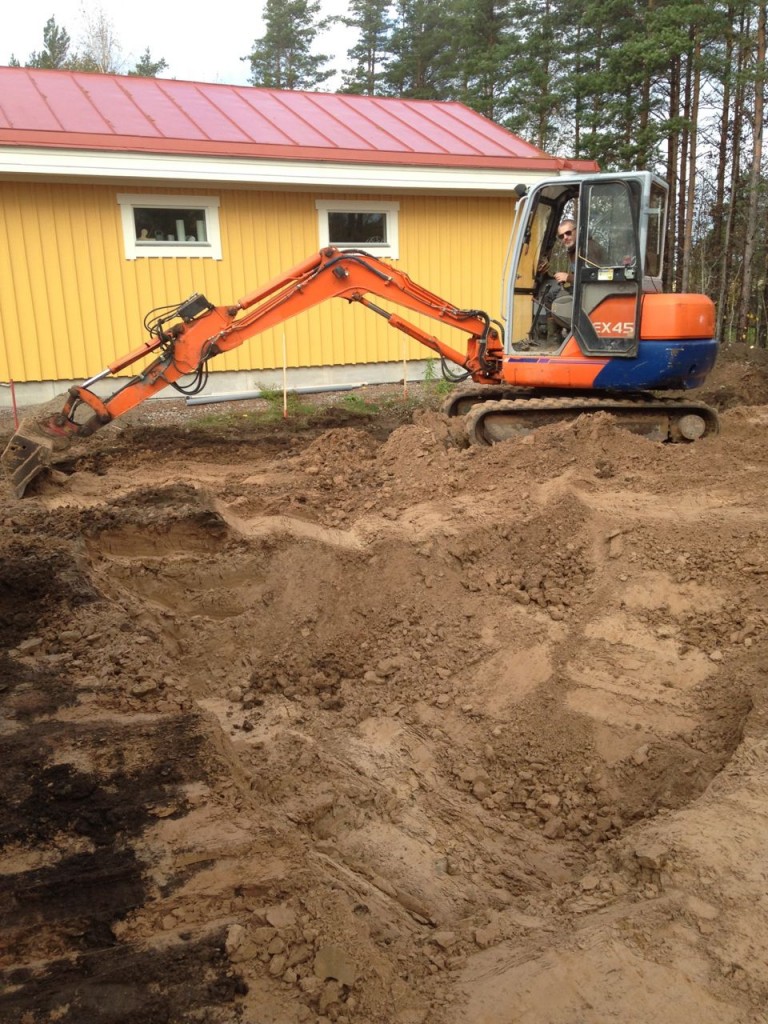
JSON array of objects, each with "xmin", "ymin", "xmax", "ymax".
[
  {"xmin": 9, "ymin": 379, "xmax": 18, "ymax": 429},
  {"xmin": 282, "ymin": 334, "xmax": 288, "ymax": 418}
]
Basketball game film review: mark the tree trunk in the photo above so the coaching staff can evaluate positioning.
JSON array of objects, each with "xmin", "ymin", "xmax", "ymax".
[
  {"xmin": 712, "ymin": 7, "xmax": 734, "ymax": 252},
  {"xmin": 681, "ymin": 32, "xmax": 701, "ymax": 294},
  {"xmin": 676, "ymin": 47, "xmax": 693, "ymax": 293},
  {"xmin": 717, "ymin": 9, "xmax": 748, "ymax": 344},
  {"xmin": 737, "ymin": 3, "xmax": 766, "ymax": 344},
  {"xmin": 665, "ymin": 55, "xmax": 680, "ymax": 289}
]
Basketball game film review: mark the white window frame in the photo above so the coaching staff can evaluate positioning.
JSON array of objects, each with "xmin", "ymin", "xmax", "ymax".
[
  {"xmin": 315, "ymin": 199, "xmax": 400, "ymax": 259},
  {"xmin": 117, "ymin": 194, "xmax": 222, "ymax": 260}
]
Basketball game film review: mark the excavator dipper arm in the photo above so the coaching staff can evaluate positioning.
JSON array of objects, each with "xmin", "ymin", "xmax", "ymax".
[{"xmin": 2, "ymin": 248, "xmax": 503, "ymax": 496}]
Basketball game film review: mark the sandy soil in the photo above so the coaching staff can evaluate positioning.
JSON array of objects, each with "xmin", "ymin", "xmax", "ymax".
[{"xmin": 2, "ymin": 348, "xmax": 768, "ymax": 1024}]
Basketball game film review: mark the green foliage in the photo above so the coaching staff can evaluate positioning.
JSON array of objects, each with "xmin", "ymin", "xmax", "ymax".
[
  {"xmin": 255, "ymin": 382, "xmax": 284, "ymax": 407},
  {"xmin": 65, "ymin": 53, "xmax": 101, "ymax": 73},
  {"xmin": 128, "ymin": 49, "xmax": 169, "ymax": 77},
  {"xmin": 564, "ymin": 0, "xmax": 729, "ymax": 170},
  {"xmin": 452, "ymin": 0, "xmax": 517, "ymax": 121},
  {"xmin": 339, "ymin": 392, "xmax": 381, "ymax": 414},
  {"xmin": 245, "ymin": 0, "xmax": 334, "ymax": 89},
  {"xmin": 497, "ymin": 0, "xmax": 569, "ymax": 152},
  {"xmin": 340, "ymin": 0, "xmax": 393, "ymax": 95},
  {"xmin": 20, "ymin": 14, "xmax": 101, "ymax": 73},
  {"xmin": 26, "ymin": 17, "xmax": 72, "ymax": 69},
  {"xmin": 381, "ymin": 0, "xmax": 460, "ymax": 99},
  {"xmin": 15, "ymin": 14, "xmax": 165, "ymax": 76},
  {"xmin": 419, "ymin": 360, "xmax": 454, "ymax": 410},
  {"xmin": 423, "ymin": 358, "xmax": 453, "ymax": 396},
  {"xmin": 255, "ymin": 383, "xmax": 316, "ymax": 418}
]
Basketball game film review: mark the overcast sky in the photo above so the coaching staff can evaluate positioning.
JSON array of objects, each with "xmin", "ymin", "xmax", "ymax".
[{"xmin": 5, "ymin": 1, "xmax": 355, "ymax": 87}]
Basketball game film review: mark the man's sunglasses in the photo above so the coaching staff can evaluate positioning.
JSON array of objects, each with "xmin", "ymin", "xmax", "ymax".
[{"xmin": 557, "ymin": 230, "xmax": 574, "ymax": 240}]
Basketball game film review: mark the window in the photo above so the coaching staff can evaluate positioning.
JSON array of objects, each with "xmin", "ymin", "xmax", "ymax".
[
  {"xmin": 584, "ymin": 181, "xmax": 639, "ymax": 267},
  {"xmin": 316, "ymin": 200, "xmax": 399, "ymax": 259},
  {"xmin": 117, "ymin": 194, "xmax": 222, "ymax": 260},
  {"xmin": 645, "ymin": 182, "xmax": 666, "ymax": 279}
]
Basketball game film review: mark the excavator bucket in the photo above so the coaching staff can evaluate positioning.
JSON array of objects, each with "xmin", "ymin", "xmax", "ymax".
[
  {"xmin": 1, "ymin": 396, "xmax": 76, "ymax": 498},
  {"xmin": 1, "ymin": 429, "xmax": 55, "ymax": 498}
]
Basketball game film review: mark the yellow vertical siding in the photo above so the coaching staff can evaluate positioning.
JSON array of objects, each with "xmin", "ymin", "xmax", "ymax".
[{"xmin": 0, "ymin": 181, "xmax": 517, "ymax": 383}]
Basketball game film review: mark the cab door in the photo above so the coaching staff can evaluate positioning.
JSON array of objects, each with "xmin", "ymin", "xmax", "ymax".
[{"xmin": 572, "ymin": 177, "xmax": 644, "ymax": 357}]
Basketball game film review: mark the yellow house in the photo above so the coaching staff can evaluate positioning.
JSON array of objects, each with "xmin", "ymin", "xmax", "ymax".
[{"xmin": 0, "ymin": 67, "xmax": 598, "ymax": 405}]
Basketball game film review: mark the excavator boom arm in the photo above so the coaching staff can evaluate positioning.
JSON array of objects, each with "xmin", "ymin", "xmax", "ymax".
[
  {"xmin": 2, "ymin": 247, "xmax": 503, "ymax": 495},
  {"xmin": 226, "ymin": 247, "xmax": 502, "ymax": 374},
  {"xmin": 69, "ymin": 247, "xmax": 502, "ymax": 428}
]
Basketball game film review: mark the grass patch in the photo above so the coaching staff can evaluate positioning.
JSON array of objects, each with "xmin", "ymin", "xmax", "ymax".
[
  {"xmin": 422, "ymin": 359, "xmax": 456, "ymax": 403},
  {"xmin": 159, "ymin": 379, "xmax": 459, "ymax": 441},
  {"xmin": 339, "ymin": 392, "xmax": 382, "ymax": 415},
  {"xmin": 188, "ymin": 410, "xmax": 250, "ymax": 430},
  {"xmin": 257, "ymin": 383, "xmax": 316, "ymax": 419}
]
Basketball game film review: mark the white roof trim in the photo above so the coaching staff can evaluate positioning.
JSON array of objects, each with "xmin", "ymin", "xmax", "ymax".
[{"xmin": 0, "ymin": 146, "xmax": 559, "ymax": 194}]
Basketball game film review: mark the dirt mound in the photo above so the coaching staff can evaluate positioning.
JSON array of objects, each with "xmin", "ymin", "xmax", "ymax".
[
  {"xmin": 2, "ymin": 354, "xmax": 768, "ymax": 1023},
  {"xmin": 700, "ymin": 342, "xmax": 768, "ymax": 408}
]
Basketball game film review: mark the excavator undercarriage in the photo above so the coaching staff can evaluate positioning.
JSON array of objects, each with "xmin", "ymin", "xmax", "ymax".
[{"xmin": 442, "ymin": 386, "xmax": 719, "ymax": 445}]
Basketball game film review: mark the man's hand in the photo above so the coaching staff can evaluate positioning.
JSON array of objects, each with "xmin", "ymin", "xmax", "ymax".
[{"xmin": 553, "ymin": 271, "xmax": 571, "ymax": 285}]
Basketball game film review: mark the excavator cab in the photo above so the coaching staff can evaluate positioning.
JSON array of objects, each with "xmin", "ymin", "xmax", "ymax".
[{"xmin": 506, "ymin": 171, "xmax": 665, "ymax": 359}]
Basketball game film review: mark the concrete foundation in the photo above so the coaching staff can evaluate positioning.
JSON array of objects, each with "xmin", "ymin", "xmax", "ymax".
[{"xmin": 0, "ymin": 360, "xmax": 439, "ymax": 412}]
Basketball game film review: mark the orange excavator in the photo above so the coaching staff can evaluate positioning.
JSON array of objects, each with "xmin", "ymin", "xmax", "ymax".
[{"xmin": 2, "ymin": 171, "xmax": 719, "ymax": 497}]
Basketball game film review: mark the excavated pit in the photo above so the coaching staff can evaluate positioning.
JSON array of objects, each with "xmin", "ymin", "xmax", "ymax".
[{"xmin": 2, "ymin": 354, "xmax": 768, "ymax": 1024}]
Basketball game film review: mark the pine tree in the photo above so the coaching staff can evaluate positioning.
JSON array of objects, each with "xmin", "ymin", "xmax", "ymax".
[
  {"xmin": 245, "ymin": 0, "xmax": 334, "ymax": 90},
  {"xmin": 26, "ymin": 17, "xmax": 72, "ymax": 69},
  {"xmin": 340, "ymin": 0, "xmax": 393, "ymax": 95},
  {"xmin": 453, "ymin": 0, "xmax": 515, "ymax": 122},
  {"xmin": 500, "ymin": 0, "xmax": 568, "ymax": 152},
  {"xmin": 14, "ymin": 13, "xmax": 167, "ymax": 78},
  {"xmin": 565, "ymin": 0, "xmax": 652, "ymax": 168},
  {"xmin": 128, "ymin": 49, "xmax": 169, "ymax": 77},
  {"xmin": 567, "ymin": 0, "xmax": 726, "ymax": 171},
  {"xmin": 382, "ymin": 0, "xmax": 459, "ymax": 99}
]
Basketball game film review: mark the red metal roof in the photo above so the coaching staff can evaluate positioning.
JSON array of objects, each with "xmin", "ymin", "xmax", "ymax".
[{"xmin": 0, "ymin": 68, "xmax": 597, "ymax": 171}]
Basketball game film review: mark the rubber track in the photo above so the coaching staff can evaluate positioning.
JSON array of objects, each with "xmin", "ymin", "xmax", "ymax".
[
  {"xmin": 442, "ymin": 386, "xmax": 532, "ymax": 418},
  {"xmin": 462, "ymin": 394, "xmax": 720, "ymax": 446}
]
